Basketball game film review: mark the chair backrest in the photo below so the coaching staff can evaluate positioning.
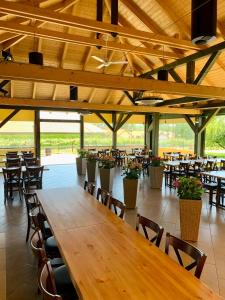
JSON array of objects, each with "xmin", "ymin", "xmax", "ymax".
[
  {"xmin": 24, "ymin": 191, "xmax": 40, "ymax": 212},
  {"xmin": 96, "ymin": 187, "xmax": 110, "ymax": 205},
  {"xmin": 26, "ymin": 166, "xmax": 44, "ymax": 180},
  {"xmin": 3, "ymin": 167, "xmax": 21, "ymax": 182},
  {"xmin": 84, "ymin": 180, "xmax": 95, "ymax": 195},
  {"xmin": 30, "ymin": 210, "xmax": 49, "ymax": 239},
  {"xmin": 6, "ymin": 157, "xmax": 21, "ymax": 168},
  {"xmin": 23, "ymin": 152, "xmax": 34, "ymax": 158},
  {"xmin": 40, "ymin": 261, "xmax": 62, "ymax": 300},
  {"xmin": 136, "ymin": 214, "xmax": 164, "ymax": 247},
  {"xmin": 30, "ymin": 229, "xmax": 47, "ymax": 268},
  {"xmin": 108, "ymin": 197, "xmax": 125, "ymax": 219},
  {"xmin": 24, "ymin": 157, "xmax": 39, "ymax": 166},
  {"xmin": 165, "ymin": 233, "xmax": 207, "ymax": 278},
  {"xmin": 6, "ymin": 152, "xmax": 18, "ymax": 158},
  {"xmin": 220, "ymin": 159, "xmax": 225, "ymax": 170}
]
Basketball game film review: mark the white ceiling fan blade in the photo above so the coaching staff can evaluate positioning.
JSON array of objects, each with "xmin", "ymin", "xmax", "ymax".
[
  {"xmin": 108, "ymin": 61, "xmax": 128, "ymax": 65},
  {"xmin": 97, "ymin": 63, "xmax": 106, "ymax": 69},
  {"xmin": 91, "ymin": 55, "xmax": 105, "ymax": 63}
]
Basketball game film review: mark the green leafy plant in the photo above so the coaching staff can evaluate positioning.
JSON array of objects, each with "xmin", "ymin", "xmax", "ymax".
[
  {"xmin": 77, "ymin": 149, "xmax": 88, "ymax": 158},
  {"xmin": 86, "ymin": 152, "xmax": 98, "ymax": 162},
  {"xmin": 122, "ymin": 160, "xmax": 142, "ymax": 179},
  {"xmin": 175, "ymin": 177, "xmax": 203, "ymax": 200},
  {"xmin": 150, "ymin": 156, "xmax": 163, "ymax": 167},
  {"xmin": 98, "ymin": 155, "xmax": 115, "ymax": 169}
]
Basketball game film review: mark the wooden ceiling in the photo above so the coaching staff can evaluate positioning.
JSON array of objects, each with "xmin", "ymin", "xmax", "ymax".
[{"xmin": 0, "ymin": 0, "xmax": 224, "ymax": 115}]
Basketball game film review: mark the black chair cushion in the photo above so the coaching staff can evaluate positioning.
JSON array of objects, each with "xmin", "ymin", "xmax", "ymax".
[
  {"xmin": 50, "ymin": 257, "xmax": 64, "ymax": 268},
  {"xmin": 54, "ymin": 265, "xmax": 79, "ymax": 300},
  {"xmin": 45, "ymin": 236, "xmax": 58, "ymax": 250},
  {"xmin": 44, "ymin": 220, "xmax": 52, "ymax": 236}
]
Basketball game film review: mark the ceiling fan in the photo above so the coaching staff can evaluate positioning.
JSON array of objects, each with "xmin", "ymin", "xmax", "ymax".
[{"xmin": 91, "ymin": 55, "xmax": 128, "ymax": 69}]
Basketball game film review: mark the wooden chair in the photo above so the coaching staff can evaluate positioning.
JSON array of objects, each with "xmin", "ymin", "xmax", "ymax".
[
  {"xmin": 84, "ymin": 180, "xmax": 95, "ymax": 195},
  {"xmin": 24, "ymin": 165, "xmax": 44, "ymax": 191},
  {"xmin": 165, "ymin": 233, "xmax": 207, "ymax": 279},
  {"xmin": 23, "ymin": 191, "xmax": 40, "ymax": 242},
  {"xmin": 96, "ymin": 187, "xmax": 110, "ymax": 205},
  {"xmin": 3, "ymin": 167, "xmax": 23, "ymax": 203},
  {"xmin": 108, "ymin": 196, "xmax": 125, "ymax": 219},
  {"xmin": 136, "ymin": 214, "xmax": 164, "ymax": 247},
  {"xmin": 40, "ymin": 261, "xmax": 78, "ymax": 300}
]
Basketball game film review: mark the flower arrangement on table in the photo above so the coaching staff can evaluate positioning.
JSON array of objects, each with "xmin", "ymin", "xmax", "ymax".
[
  {"xmin": 98, "ymin": 155, "xmax": 115, "ymax": 169},
  {"xmin": 122, "ymin": 160, "xmax": 142, "ymax": 179},
  {"xmin": 77, "ymin": 149, "xmax": 88, "ymax": 158},
  {"xmin": 175, "ymin": 177, "xmax": 204, "ymax": 200},
  {"xmin": 150, "ymin": 156, "xmax": 163, "ymax": 167}
]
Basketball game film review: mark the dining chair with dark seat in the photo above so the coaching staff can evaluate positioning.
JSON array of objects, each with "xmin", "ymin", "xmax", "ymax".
[
  {"xmin": 96, "ymin": 187, "xmax": 110, "ymax": 205},
  {"xmin": 3, "ymin": 167, "xmax": 23, "ymax": 203},
  {"xmin": 40, "ymin": 261, "xmax": 79, "ymax": 300},
  {"xmin": 165, "ymin": 233, "xmax": 207, "ymax": 279},
  {"xmin": 24, "ymin": 191, "xmax": 41, "ymax": 242},
  {"xmin": 84, "ymin": 180, "xmax": 96, "ymax": 195},
  {"xmin": 23, "ymin": 152, "xmax": 34, "ymax": 158},
  {"xmin": 24, "ymin": 165, "xmax": 44, "ymax": 192},
  {"xmin": 108, "ymin": 196, "xmax": 125, "ymax": 219},
  {"xmin": 136, "ymin": 214, "xmax": 164, "ymax": 247}
]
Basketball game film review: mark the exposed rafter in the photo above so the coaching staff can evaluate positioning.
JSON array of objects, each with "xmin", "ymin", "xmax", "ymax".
[
  {"xmin": 0, "ymin": 109, "xmax": 20, "ymax": 128},
  {"xmin": 0, "ymin": 1, "xmax": 202, "ymax": 51},
  {"xmin": 0, "ymin": 97, "xmax": 201, "ymax": 115}
]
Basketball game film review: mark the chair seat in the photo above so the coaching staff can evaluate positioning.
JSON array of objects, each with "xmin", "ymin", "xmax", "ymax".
[
  {"xmin": 54, "ymin": 265, "xmax": 79, "ymax": 300},
  {"xmin": 44, "ymin": 220, "xmax": 52, "ymax": 236},
  {"xmin": 203, "ymin": 182, "xmax": 218, "ymax": 190},
  {"xmin": 50, "ymin": 257, "xmax": 64, "ymax": 268},
  {"xmin": 45, "ymin": 236, "xmax": 58, "ymax": 250}
]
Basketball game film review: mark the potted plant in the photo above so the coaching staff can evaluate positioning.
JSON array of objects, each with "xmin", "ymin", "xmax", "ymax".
[
  {"xmin": 98, "ymin": 155, "xmax": 115, "ymax": 192},
  {"xmin": 76, "ymin": 149, "xmax": 88, "ymax": 175},
  {"xmin": 86, "ymin": 153, "xmax": 98, "ymax": 182},
  {"xmin": 176, "ymin": 177, "xmax": 204, "ymax": 242},
  {"xmin": 122, "ymin": 160, "xmax": 142, "ymax": 209},
  {"xmin": 149, "ymin": 157, "xmax": 164, "ymax": 189}
]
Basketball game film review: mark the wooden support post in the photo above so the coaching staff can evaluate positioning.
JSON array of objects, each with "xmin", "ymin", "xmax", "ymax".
[
  {"xmin": 145, "ymin": 114, "xmax": 152, "ymax": 148},
  {"xmin": 199, "ymin": 116, "xmax": 206, "ymax": 157},
  {"xmin": 151, "ymin": 113, "xmax": 160, "ymax": 156},
  {"xmin": 0, "ymin": 109, "xmax": 19, "ymax": 128},
  {"xmin": 186, "ymin": 61, "xmax": 195, "ymax": 84},
  {"xmin": 80, "ymin": 115, "xmax": 84, "ymax": 149},
  {"xmin": 112, "ymin": 112, "xmax": 117, "ymax": 149},
  {"xmin": 34, "ymin": 110, "xmax": 40, "ymax": 158}
]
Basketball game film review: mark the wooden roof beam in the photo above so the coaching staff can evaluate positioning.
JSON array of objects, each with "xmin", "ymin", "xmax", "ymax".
[
  {"xmin": 0, "ymin": 62, "xmax": 225, "ymax": 100},
  {"xmin": 0, "ymin": 20, "xmax": 180, "ymax": 59},
  {"xmin": 0, "ymin": 1, "xmax": 202, "ymax": 51},
  {"xmin": 0, "ymin": 97, "xmax": 201, "ymax": 115}
]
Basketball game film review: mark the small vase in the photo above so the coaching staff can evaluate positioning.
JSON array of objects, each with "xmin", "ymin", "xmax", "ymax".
[
  {"xmin": 86, "ymin": 161, "xmax": 97, "ymax": 182},
  {"xmin": 123, "ymin": 178, "xmax": 138, "ymax": 209},
  {"xmin": 76, "ymin": 157, "xmax": 87, "ymax": 175},
  {"xmin": 99, "ymin": 167, "xmax": 114, "ymax": 192},
  {"xmin": 179, "ymin": 199, "xmax": 202, "ymax": 242},
  {"xmin": 149, "ymin": 166, "xmax": 164, "ymax": 189}
]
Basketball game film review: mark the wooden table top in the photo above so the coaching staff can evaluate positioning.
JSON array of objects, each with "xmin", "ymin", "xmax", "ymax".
[
  {"xmin": 165, "ymin": 158, "xmax": 221, "ymax": 167},
  {"xmin": 201, "ymin": 170, "xmax": 225, "ymax": 179},
  {"xmin": 36, "ymin": 187, "xmax": 223, "ymax": 300}
]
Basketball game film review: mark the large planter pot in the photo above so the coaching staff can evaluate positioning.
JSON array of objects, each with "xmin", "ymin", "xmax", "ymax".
[
  {"xmin": 86, "ymin": 161, "xmax": 97, "ymax": 182},
  {"xmin": 76, "ymin": 157, "xmax": 87, "ymax": 175},
  {"xmin": 149, "ymin": 166, "xmax": 164, "ymax": 189},
  {"xmin": 123, "ymin": 178, "xmax": 138, "ymax": 209},
  {"xmin": 99, "ymin": 167, "xmax": 114, "ymax": 192},
  {"xmin": 179, "ymin": 199, "xmax": 202, "ymax": 242}
]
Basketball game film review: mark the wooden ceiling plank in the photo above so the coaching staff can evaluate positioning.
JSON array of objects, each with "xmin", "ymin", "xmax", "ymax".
[
  {"xmin": 1, "ymin": 62, "xmax": 225, "ymax": 99},
  {"xmin": 0, "ymin": 1, "xmax": 202, "ymax": 51},
  {"xmin": 0, "ymin": 20, "xmax": 180, "ymax": 59},
  {"xmin": 0, "ymin": 97, "xmax": 201, "ymax": 114},
  {"xmin": 52, "ymin": 84, "xmax": 58, "ymax": 100}
]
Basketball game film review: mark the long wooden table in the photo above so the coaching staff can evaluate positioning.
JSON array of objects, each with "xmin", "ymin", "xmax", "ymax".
[{"xmin": 36, "ymin": 187, "xmax": 223, "ymax": 300}]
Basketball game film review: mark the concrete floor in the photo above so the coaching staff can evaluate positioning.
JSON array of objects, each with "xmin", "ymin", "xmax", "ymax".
[{"xmin": 1, "ymin": 164, "xmax": 225, "ymax": 299}]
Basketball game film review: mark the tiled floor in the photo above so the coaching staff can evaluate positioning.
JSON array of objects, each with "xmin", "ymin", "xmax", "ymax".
[{"xmin": 1, "ymin": 164, "xmax": 225, "ymax": 299}]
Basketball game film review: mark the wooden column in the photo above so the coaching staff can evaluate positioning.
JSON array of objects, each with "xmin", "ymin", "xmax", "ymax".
[
  {"xmin": 34, "ymin": 110, "xmax": 40, "ymax": 158},
  {"xmin": 112, "ymin": 112, "xmax": 117, "ymax": 149},
  {"xmin": 80, "ymin": 115, "xmax": 84, "ymax": 149},
  {"xmin": 151, "ymin": 113, "xmax": 160, "ymax": 156},
  {"xmin": 145, "ymin": 114, "xmax": 152, "ymax": 148}
]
